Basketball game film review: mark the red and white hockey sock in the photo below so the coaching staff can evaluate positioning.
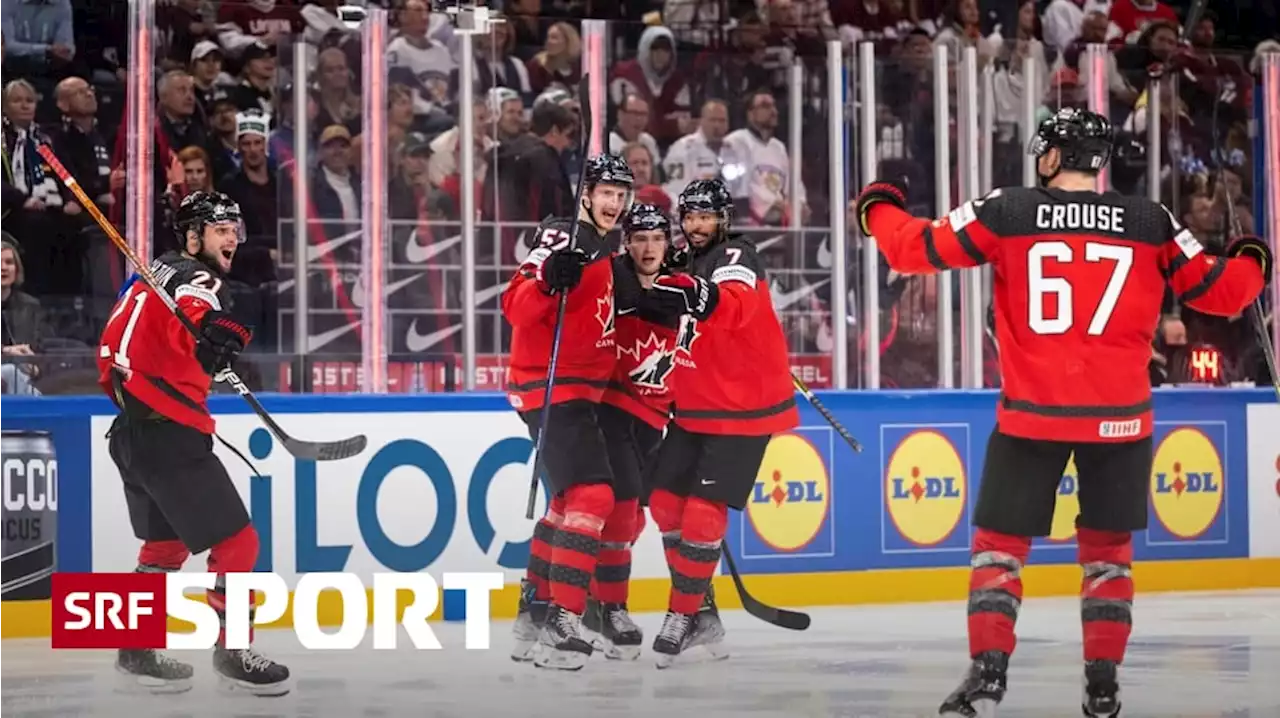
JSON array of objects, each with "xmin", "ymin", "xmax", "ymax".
[
  {"xmin": 669, "ymin": 497, "xmax": 727, "ymax": 615},
  {"xmin": 136, "ymin": 539, "xmax": 190, "ymax": 573},
  {"xmin": 967, "ymin": 527, "xmax": 1032, "ymax": 658},
  {"xmin": 594, "ymin": 499, "xmax": 639, "ymax": 604},
  {"xmin": 647, "ymin": 489, "xmax": 685, "ymax": 581},
  {"xmin": 548, "ymin": 483, "xmax": 613, "ymax": 615},
  {"xmin": 528, "ymin": 494, "xmax": 566, "ymax": 601},
  {"xmin": 206, "ymin": 524, "xmax": 260, "ymax": 647},
  {"xmin": 1078, "ymin": 527, "xmax": 1134, "ymax": 663}
]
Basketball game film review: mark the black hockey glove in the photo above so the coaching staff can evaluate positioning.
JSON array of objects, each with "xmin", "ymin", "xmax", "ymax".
[
  {"xmin": 534, "ymin": 249, "xmax": 587, "ymax": 294},
  {"xmin": 1226, "ymin": 235, "xmax": 1273, "ymax": 285},
  {"xmin": 195, "ymin": 311, "xmax": 252, "ymax": 375},
  {"xmin": 649, "ymin": 273, "xmax": 719, "ymax": 321},
  {"xmin": 854, "ymin": 178, "xmax": 909, "ymax": 236}
]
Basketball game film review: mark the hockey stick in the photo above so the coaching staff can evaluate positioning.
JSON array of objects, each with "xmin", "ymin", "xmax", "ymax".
[
  {"xmin": 720, "ymin": 541, "xmax": 810, "ymax": 630},
  {"xmin": 37, "ymin": 144, "xmax": 367, "ymax": 462},
  {"xmin": 791, "ymin": 374, "xmax": 862, "ymax": 452},
  {"xmin": 525, "ymin": 77, "xmax": 594, "ymax": 519}
]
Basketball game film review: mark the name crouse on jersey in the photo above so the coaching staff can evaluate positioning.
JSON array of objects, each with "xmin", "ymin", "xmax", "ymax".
[
  {"xmin": 670, "ymin": 237, "xmax": 800, "ymax": 436},
  {"xmin": 602, "ymin": 255, "xmax": 679, "ymax": 430},
  {"xmin": 97, "ymin": 252, "xmax": 234, "ymax": 435},
  {"xmin": 865, "ymin": 186, "xmax": 1266, "ymax": 442},
  {"xmin": 501, "ymin": 217, "xmax": 619, "ymax": 411}
]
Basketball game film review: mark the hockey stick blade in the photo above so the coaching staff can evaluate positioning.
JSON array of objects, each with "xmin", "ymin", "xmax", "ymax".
[
  {"xmin": 791, "ymin": 374, "xmax": 862, "ymax": 452},
  {"xmin": 525, "ymin": 76, "xmax": 595, "ymax": 519},
  {"xmin": 38, "ymin": 144, "xmax": 365, "ymax": 463},
  {"xmin": 721, "ymin": 542, "xmax": 810, "ymax": 630}
]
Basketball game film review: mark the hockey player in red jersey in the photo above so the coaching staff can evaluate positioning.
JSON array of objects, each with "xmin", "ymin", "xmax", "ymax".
[
  {"xmin": 642, "ymin": 179, "xmax": 800, "ymax": 667},
  {"xmin": 98, "ymin": 191, "xmax": 289, "ymax": 695},
  {"xmin": 854, "ymin": 108, "xmax": 1271, "ymax": 717},
  {"xmin": 581, "ymin": 203, "xmax": 683, "ymax": 659},
  {"xmin": 502, "ymin": 154, "xmax": 637, "ymax": 670}
]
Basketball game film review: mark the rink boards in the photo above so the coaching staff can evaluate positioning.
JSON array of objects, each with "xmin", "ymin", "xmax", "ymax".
[{"xmin": 4, "ymin": 388, "xmax": 1280, "ymax": 638}]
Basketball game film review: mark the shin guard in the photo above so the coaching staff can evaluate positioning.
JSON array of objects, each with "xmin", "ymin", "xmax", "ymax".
[
  {"xmin": 548, "ymin": 483, "xmax": 614, "ymax": 615},
  {"xmin": 967, "ymin": 528, "xmax": 1032, "ymax": 658},
  {"xmin": 206, "ymin": 525, "xmax": 260, "ymax": 646},
  {"xmin": 669, "ymin": 497, "xmax": 727, "ymax": 615},
  {"xmin": 594, "ymin": 499, "xmax": 639, "ymax": 604},
  {"xmin": 529, "ymin": 494, "xmax": 565, "ymax": 601},
  {"xmin": 137, "ymin": 540, "xmax": 190, "ymax": 573},
  {"xmin": 648, "ymin": 488, "xmax": 685, "ymax": 580},
  {"xmin": 1078, "ymin": 527, "xmax": 1134, "ymax": 663}
]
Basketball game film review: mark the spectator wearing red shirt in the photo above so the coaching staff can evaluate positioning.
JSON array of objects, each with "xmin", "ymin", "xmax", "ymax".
[{"xmin": 1108, "ymin": 0, "xmax": 1177, "ymax": 43}]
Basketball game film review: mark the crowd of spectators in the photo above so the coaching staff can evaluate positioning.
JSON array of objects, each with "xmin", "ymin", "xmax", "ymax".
[{"xmin": 1, "ymin": 0, "xmax": 1276, "ymax": 394}]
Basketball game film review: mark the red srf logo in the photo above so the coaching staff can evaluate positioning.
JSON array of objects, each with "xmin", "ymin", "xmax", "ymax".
[{"xmin": 51, "ymin": 573, "xmax": 167, "ymax": 649}]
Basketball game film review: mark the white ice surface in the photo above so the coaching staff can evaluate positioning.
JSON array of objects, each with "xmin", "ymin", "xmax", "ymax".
[{"xmin": 3, "ymin": 590, "xmax": 1278, "ymax": 718}]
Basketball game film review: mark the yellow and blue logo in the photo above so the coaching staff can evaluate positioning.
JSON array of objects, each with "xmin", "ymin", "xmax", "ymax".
[
  {"xmin": 1149, "ymin": 425, "xmax": 1226, "ymax": 542},
  {"xmin": 1047, "ymin": 454, "xmax": 1081, "ymax": 543},
  {"xmin": 883, "ymin": 427, "xmax": 969, "ymax": 551},
  {"xmin": 744, "ymin": 431, "xmax": 833, "ymax": 557}
]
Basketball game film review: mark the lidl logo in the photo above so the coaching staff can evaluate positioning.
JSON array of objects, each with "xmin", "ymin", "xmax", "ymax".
[
  {"xmin": 743, "ymin": 430, "xmax": 834, "ymax": 558},
  {"xmin": 1149, "ymin": 425, "xmax": 1226, "ymax": 543},
  {"xmin": 882, "ymin": 426, "xmax": 970, "ymax": 552},
  {"xmin": 1047, "ymin": 455, "xmax": 1081, "ymax": 543}
]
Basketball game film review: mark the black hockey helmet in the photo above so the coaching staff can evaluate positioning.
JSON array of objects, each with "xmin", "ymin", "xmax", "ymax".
[
  {"xmin": 1028, "ymin": 107, "xmax": 1115, "ymax": 174},
  {"xmin": 622, "ymin": 203, "xmax": 671, "ymax": 237},
  {"xmin": 174, "ymin": 191, "xmax": 244, "ymax": 246},
  {"xmin": 678, "ymin": 179, "xmax": 733, "ymax": 246},
  {"xmin": 679, "ymin": 179, "xmax": 733, "ymax": 222},
  {"xmin": 583, "ymin": 154, "xmax": 635, "ymax": 190}
]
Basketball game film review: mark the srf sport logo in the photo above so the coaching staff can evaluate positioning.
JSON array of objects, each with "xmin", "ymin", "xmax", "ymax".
[{"xmin": 620, "ymin": 331, "xmax": 675, "ymax": 390}]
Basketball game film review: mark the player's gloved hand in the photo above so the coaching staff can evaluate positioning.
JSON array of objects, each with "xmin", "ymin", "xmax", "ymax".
[
  {"xmin": 649, "ymin": 273, "xmax": 719, "ymax": 321},
  {"xmin": 195, "ymin": 311, "xmax": 252, "ymax": 375},
  {"xmin": 534, "ymin": 248, "xmax": 587, "ymax": 294},
  {"xmin": 854, "ymin": 178, "xmax": 909, "ymax": 236},
  {"xmin": 1226, "ymin": 235, "xmax": 1273, "ymax": 284}
]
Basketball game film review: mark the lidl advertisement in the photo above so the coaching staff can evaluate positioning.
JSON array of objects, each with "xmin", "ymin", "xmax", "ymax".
[{"xmin": 1, "ymin": 388, "xmax": 1274, "ymax": 584}]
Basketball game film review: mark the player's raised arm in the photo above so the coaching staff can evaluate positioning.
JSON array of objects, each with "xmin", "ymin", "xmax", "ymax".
[
  {"xmin": 501, "ymin": 219, "xmax": 587, "ymax": 327},
  {"xmin": 853, "ymin": 178, "xmax": 1002, "ymax": 274},
  {"xmin": 1159, "ymin": 218, "xmax": 1271, "ymax": 317}
]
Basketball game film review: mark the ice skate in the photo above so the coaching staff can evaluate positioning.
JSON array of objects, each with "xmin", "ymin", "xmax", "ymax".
[
  {"xmin": 652, "ymin": 610, "xmax": 695, "ymax": 669},
  {"xmin": 582, "ymin": 598, "xmax": 643, "ymax": 660},
  {"xmin": 115, "ymin": 648, "xmax": 193, "ymax": 694},
  {"xmin": 688, "ymin": 584, "xmax": 729, "ymax": 660},
  {"xmin": 511, "ymin": 579, "xmax": 548, "ymax": 662},
  {"xmin": 1081, "ymin": 660, "xmax": 1121, "ymax": 717},
  {"xmin": 212, "ymin": 646, "xmax": 291, "ymax": 696},
  {"xmin": 533, "ymin": 604, "xmax": 594, "ymax": 671},
  {"xmin": 938, "ymin": 650, "xmax": 1009, "ymax": 718}
]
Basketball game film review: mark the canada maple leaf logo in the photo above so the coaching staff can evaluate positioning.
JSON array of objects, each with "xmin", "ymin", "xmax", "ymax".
[
  {"xmin": 595, "ymin": 281, "xmax": 615, "ymax": 337},
  {"xmin": 675, "ymin": 315, "xmax": 700, "ymax": 355},
  {"xmin": 621, "ymin": 331, "xmax": 676, "ymax": 390}
]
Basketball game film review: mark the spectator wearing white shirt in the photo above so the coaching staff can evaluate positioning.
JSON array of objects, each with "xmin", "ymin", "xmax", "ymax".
[
  {"xmin": 608, "ymin": 94, "xmax": 662, "ymax": 168},
  {"xmin": 1043, "ymin": 0, "xmax": 1114, "ymax": 53},
  {"xmin": 662, "ymin": 99, "xmax": 739, "ymax": 200},
  {"xmin": 387, "ymin": 0, "xmax": 455, "ymax": 114},
  {"xmin": 723, "ymin": 90, "xmax": 807, "ymax": 227}
]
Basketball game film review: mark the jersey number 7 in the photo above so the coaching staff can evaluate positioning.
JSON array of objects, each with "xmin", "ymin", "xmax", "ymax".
[{"xmin": 1027, "ymin": 241, "xmax": 1133, "ymax": 336}]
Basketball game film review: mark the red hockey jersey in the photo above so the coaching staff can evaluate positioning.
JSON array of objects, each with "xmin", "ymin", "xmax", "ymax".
[
  {"xmin": 97, "ymin": 252, "xmax": 235, "ymax": 435},
  {"xmin": 502, "ymin": 218, "xmax": 618, "ymax": 411},
  {"xmin": 668, "ymin": 237, "xmax": 799, "ymax": 436},
  {"xmin": 867, "ymin": 186, "xmax": 1266, "ymax": 442},
  {"xmin": 602, "ymin": 255, "xmax": 679, "ymax": 430}
]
